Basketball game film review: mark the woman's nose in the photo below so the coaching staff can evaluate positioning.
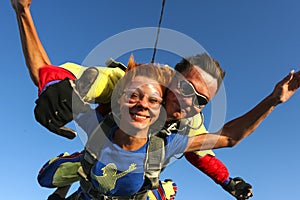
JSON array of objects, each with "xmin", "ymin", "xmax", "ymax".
[{"xmin": 136, "ymin": 95, "xmax": 150, "ymax": 108}]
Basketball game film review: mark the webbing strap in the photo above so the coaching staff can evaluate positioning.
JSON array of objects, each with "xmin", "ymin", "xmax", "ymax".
[
  {"xmin": 144, "ymin": 135, "xmax": 165, "ymax": 189},
  {"xmin": 78, "ymin": 113, "xmax": 116, "ymax": 197},
  {"xmin": 84, "ymin": 113, "xmax": 115, "ymax": 162}
]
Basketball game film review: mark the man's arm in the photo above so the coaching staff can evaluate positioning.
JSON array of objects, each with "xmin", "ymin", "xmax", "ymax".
[
  {"xmin": 12, "ymin": 0, "xmax": 126, "ymax": 139},
  {"xmin": 186, "ymin": 70, "xmax": 300, "ymax": 151},
  {"xmin": 220, "ymin": 70, "xmax": 300, "ymax": 145},
  {"xmin": 11, "ymin": 0, "xmax": 51, "ymax": 86},
  {"xmin": 185, "ymin": 153, "xmax": 252, "ymax": 199}
]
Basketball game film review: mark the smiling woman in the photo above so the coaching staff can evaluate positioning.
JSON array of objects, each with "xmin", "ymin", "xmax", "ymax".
[
  {"xmin": 111, "ymin": 58, "xmax": 173, "ymax": 139},
  {"xmin": 119, "ymin": 78, "xmax": 164, "ymax": 135},
  {"xmin": 37, "ymin": 61, "xmax": 179, "ymax": 200},
  {"xmin": 111, "ymin": 61, "xmax": 174, "ymax": 142}
]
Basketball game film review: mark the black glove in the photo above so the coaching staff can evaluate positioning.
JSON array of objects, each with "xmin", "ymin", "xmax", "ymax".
[
  {"xmin": 34, "ymin": 67, "xmax": 99, "ymax": 139},
  {"xmin": 222, "ymin": 177, "xmax": 253, "ymax": 200}
]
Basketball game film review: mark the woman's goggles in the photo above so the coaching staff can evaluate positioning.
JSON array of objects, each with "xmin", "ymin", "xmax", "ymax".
[{"xmin": 123, "ymin": 88, "xmax": 163, "ymax": 109}]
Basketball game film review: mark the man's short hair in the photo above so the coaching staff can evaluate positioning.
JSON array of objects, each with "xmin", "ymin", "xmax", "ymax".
[{"xmin": 175, "ymin": 53, "xmax": 225, "ymax": 91}]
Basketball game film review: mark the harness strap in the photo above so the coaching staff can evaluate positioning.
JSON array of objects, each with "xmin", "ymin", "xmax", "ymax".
[
  {"xmin": 144, "ymin": 135, "xmax": 165, "ymax": 189},
  {"xmin": 77, "ymin": 113, "xmax": 116, "ymax": 199},
  {"xmin": 79, "ymin": 177, "xmax": 135, "ymax": 200},
  {"xmin": 84, "ymin": 113, "xmax": 115, "ymax": 163}
]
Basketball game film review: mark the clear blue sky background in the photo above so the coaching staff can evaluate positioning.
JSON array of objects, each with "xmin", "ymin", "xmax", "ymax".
[{"xmin": 2, "ymin": 0, "xmax": 300, "ymax": 199}]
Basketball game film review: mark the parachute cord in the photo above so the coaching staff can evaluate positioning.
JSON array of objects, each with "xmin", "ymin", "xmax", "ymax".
[{"xmin": 151, "ymin": 0, "xmax": 167, "ymax": 64}]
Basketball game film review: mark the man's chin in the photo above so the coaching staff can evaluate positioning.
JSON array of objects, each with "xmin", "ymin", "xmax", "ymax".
[
  {"xmin": 169, "ymin": 110, "xmax": 197, "ymax": 121},
  {"xmin": 170, "ymin": 111, "xmax": 186, "ymax": 120}
]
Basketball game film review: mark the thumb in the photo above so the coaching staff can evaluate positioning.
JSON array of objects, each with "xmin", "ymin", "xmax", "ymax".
[
  {"xmin": 275, "ymin": 70, "xmax": 295, "ymax": 89},
  {"xmin": 48, "ymin": 123, "xmax": 77, "ymax": 139},
  {"xmin": 284, "ymin": 69, "xmax": 295, "ymax": 84},
  {"xmin": 75, "ymin": 67, "xmax": 99, "ymax": 98}
]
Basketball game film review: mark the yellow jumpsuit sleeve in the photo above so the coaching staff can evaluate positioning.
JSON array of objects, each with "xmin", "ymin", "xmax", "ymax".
[
  {"xmin": 60, "ymin": 62, "xmax": 125, "ymax": 104},
  {"xmin": 188, "ymin": 114, "xmax": 215, "ymax": 156}
]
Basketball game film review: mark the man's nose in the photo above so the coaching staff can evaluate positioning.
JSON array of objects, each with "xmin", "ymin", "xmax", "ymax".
[{"xmin": 180, "ymin": 96, "xmax": 194, "ymax": 107}]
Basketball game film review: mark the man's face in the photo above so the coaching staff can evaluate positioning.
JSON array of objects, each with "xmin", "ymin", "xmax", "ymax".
[{"xmin": 165, "ymin": 65, "xmax": 218, "ymax": 120}]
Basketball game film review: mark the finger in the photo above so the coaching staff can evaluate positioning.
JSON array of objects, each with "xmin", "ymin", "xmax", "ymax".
[
  {"xmin": 47, "ymin": 111, "xmax": 71, "ymax": 128},
  {"xmin": 273, "ymin": 71, "xmax": 293, "ymax": 92},
  {"xmin": 286, "ymin": 69, "xmax": 295, "ymax": 83},
  {"xmin": 288, "ymin": 70, "xmax": 300, "ymax": 90},
  {"xmin": 47, "ymin": 123, "xmax": 76, "ymax": 139},
  {"xmin": 54, "ymin": 108, "xmax": 73, "ymax": 125},
  {"xmin": 35, "ymin": 93, "xmax": 72, "ymax": 129},
  {"xmin": 240, "ymin": 187, "xmax": 253, "ymax": 199},
  {"xmin": 56, "ymin": 99, "xmax": 74, "ymax": 122},
  {"xmin": 58, "ymin": 126, "xmax": 77, "ymax": 139},
  {"xmin": 280, "ymin": 70, "xmax": 294, "ymax": 85},
  {"xmin": 233, "ymin": 177, "xmax": 244, "ymax": 182},
  {"xmin": 45, "ymin": 98, "xmax": 73, "ymax": 128},
  {"xmin": 34, "ymin": 98, "xmax": 52, "ymax": 127}
]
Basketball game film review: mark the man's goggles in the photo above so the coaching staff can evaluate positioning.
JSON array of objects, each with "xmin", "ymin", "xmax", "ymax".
[{"xmin": 177, "ymin": 80, "xmax": 209, "ymax": 107}]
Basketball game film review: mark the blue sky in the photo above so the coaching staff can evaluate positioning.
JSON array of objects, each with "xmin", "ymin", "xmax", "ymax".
[{"xmin": 2, "ymin": 0, "xmax": 300, "ymax": 199}]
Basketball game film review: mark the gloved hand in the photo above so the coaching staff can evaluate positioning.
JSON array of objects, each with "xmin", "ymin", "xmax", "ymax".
[
  {"xmin": 222, "ymin": 177, "xmax": 253, "ymax": 200},
  {"xmin": 34, "ymin": 67, "xmax": 99, "ymax": 139}
]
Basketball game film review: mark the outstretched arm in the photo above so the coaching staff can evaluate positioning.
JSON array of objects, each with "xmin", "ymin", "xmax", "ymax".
[
  {"xmin": 186, "ymin": 70, "xmax": 300, "ymax": 151},
  {"xmin": 220, "ymin": 70, "xmax": 300, "ymax": 145},
  {"xmin": 11, "ymin": 0, "xmax": 51, "ymax": 86}
]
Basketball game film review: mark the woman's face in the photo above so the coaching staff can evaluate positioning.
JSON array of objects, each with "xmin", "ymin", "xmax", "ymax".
[{"xmin": 118, "ymin": 76, "xmax": 163, "ymax": 132}]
